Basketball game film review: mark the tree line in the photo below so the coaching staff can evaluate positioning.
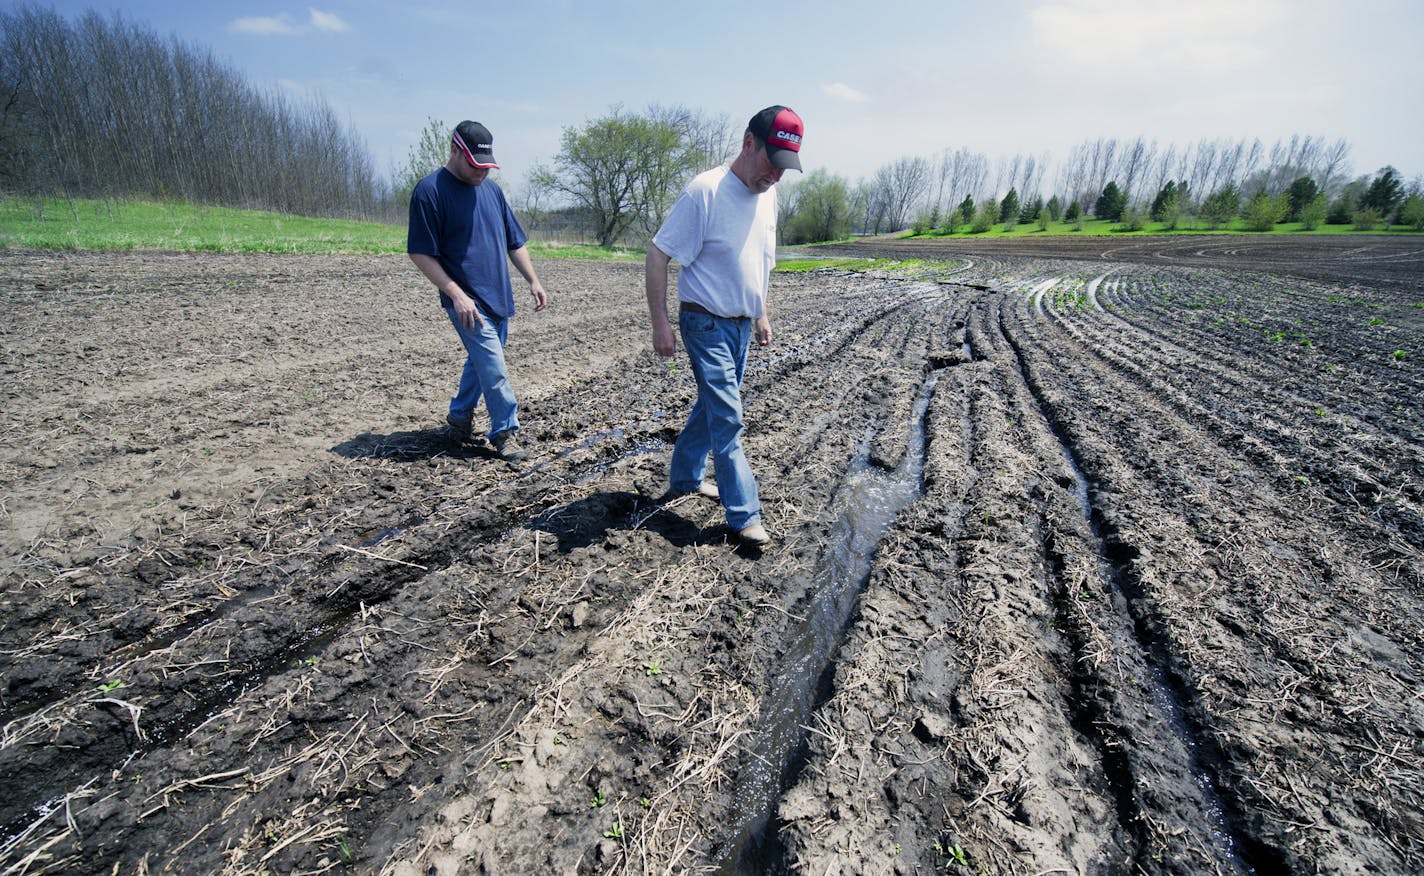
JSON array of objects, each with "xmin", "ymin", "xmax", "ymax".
[
  {"xmin": 776, "ymin": 136, "xmax": 1424, "ymax": 242},
  {"xmin": 518, "ymin": 120, "xmax": 1422, "ymax": 244},
  {"xmin": 1, "ymin": 5, "xmax": 385, "ymax": 220}
]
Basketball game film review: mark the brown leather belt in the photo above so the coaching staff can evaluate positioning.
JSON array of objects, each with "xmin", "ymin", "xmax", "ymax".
[{"xmin": 679, "ymin": 300, "xmax": 715, "ymax": 316}]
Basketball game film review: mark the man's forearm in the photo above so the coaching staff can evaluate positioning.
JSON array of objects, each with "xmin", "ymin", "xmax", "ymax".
[
  {"xmin": 508, "ymin": 245, "xmax": 541, "ymax": 287},
  {"xmin": 409, "ymin": 253, "xmax": 466, "ymax": 301},
  {"xmin": 645, "ymin": 246, "xmax": 671, "ymax": 321}
]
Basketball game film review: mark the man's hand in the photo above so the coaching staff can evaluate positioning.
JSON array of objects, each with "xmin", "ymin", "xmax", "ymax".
[
  {"xmin": 755, "ymin": 315, "xmax": 772, "ymax": 346},
  {"xmin": 450, "ymin": 290, "xmax": 484, "ymax": 331},
  {"xmin": 530, "ymin": 280, "xmax": 549, "ymax": 312},
  {"xmin": 652, "ymin": 321, "xmax": 677, "ymax": 357}
]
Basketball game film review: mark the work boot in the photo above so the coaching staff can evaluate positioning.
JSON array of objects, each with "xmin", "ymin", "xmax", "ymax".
[
  {"xmin": 737, "ymin": 523, "xmax": 771, "ymax": 547},
  {"xmin": 492, "ymin": 430, "xmax": 528, "ymax": 462},
  {"xmin": 446, "ymin": 412, "xmax": 473, "ymax": 443}
]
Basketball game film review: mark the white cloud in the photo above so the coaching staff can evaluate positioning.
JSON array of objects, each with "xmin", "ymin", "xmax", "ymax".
[
  {"xmin": 229, "ymin": 9, "xmax": 350, "ymax": 36},
  {"xmin": 229, "ymin": 13, "xmax": 300, "ymax": 36},
  {"xmin": 1029, "ymin": 0, "xmax": 1287, "ymax": 70},
  {"xmin": 822, "ymin": 82, "xmax": 869, "ymax": 103},
  {"xmin": 309, "ymin": 9, "xmax": 349, "ymax": 32}
]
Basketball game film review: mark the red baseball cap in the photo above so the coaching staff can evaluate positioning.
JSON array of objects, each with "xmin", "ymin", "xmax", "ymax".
[{"xmin": 748, "ymin": 106, "xmax": 803, "ymax": 171}]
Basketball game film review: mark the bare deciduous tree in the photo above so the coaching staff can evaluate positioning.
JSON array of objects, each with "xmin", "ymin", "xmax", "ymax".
[{"xmin": 1, "ymin": 5, "xmax": 385, "ymax": 218}]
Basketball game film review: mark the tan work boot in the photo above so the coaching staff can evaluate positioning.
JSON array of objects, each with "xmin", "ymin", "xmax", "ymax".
[
  {"xmin": 738, "ymin": 523, "xmax": 771, "ymax": 546},
  {"xmin": 491, "ymin": 430, "xmax": 528, "ymax": 462}
]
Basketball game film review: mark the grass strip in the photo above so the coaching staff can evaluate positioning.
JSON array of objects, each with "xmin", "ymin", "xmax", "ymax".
[{"xmin": 0, "ymin": 196, "xmax": 642, "ymax": 260}]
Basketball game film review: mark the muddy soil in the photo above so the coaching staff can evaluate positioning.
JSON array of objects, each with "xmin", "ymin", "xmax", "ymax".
[{"xmin": 1, "ymin": 239, "xmax": 1420, "ymax": 874}]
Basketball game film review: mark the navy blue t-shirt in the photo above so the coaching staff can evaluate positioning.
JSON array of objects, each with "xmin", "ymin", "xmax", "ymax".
[{"xmin": 407, "ymin": 168, "xmax": 528, "ymax": 317}]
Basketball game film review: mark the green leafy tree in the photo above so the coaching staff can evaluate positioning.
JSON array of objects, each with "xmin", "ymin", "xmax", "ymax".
[
  {"xmin": 1285, "ymin": 176, "xmax": 1320, "ymax": 222},
  {"xmin": 783, "ymin": 168, "xmax": 853, "ymax": 244},
  {"xmin": 530, "ymin": 104, "xmax": 730, "ymax": 246},
  {"xmin": 1242, "ymin": 190, "xmax": 1285, "ymax": 231},
  {"xmin": 1352, "ymin": 207, "xmax": 1383, "ymax": 231},
  {"xmin": 1064, "ymin": 200, "xmax": 1081, "ymax": 222},
  {"xmin": 971, "ymin": 199, "xmax": 998, "ymax": 233},
  {"xmin": 1399, "ymin": 193, "xmax": 1424, "ymax": 232},
  {"xmin": 1199, "ymin": 184, "xmax": 1241, "ymax": 230},
  {"xmin": 1047, "ymin": 194, "xmax": 1062, "ymax": 221},
  {"xmin": 1326, "ymin": 197, "xmax": 1353, "ymax": 225},
  {"xmin": 1116, "ymin": 207, "xmax": 1146, "ymax": 232},
  {"xmin": 1094, "ymin": 181, "xmax": 1126, "ymax": 221},
  {"xmin": 1299, "ymin": 194, "xmax": 1327, "ymax": 230},
  {"xmin": 999, "ymin": 187, "xmax": 1020, "ymax": 223}
]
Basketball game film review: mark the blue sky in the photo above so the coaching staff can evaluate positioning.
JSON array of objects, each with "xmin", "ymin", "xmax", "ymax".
[{"xmin": 17, "ymin": 0, "xmax": 1424, "ymax": 194}]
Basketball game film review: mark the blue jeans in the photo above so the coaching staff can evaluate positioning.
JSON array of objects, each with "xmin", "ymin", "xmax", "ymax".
[
  {"xmin": 444, "ymin": 301, "xmax": 519, "ymax": 441},
  {"xmin": 671, "ymin": 309, "xmax": 762, "ymax": 530}
]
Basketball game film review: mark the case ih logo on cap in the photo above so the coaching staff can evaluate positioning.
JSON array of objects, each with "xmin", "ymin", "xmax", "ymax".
[{"xmin": 773, "ymin": 129, "xmax": 802, "ymax": 147}]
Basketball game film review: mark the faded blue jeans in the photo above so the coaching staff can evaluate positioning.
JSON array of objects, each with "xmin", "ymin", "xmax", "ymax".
[
  {"xmin": 444, "ymin": 300, "xmax": 519, "ymax": 441},
  {"xmin": 671, "ymin": 309, "xmax": 762, "ymax": 530}
]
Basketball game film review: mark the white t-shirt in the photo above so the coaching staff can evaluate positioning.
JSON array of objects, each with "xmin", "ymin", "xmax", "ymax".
[{"xmin": 653, "ymin": 165, "xmax": 777, "ymax": 319}]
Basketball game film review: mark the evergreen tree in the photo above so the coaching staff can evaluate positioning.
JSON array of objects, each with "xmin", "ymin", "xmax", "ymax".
[
  {"xmin": 1150, "ymin": 181, "xmax": 1178, "ymax": 221},
  {"xmin": 1285, "ymin": 176, "xmax": 1320, "ymax": 222},
  {"xmin": 1094, "ymin": 181, "xmax": 1126, "ymax": 221},
  {"xmin": 1360, "ymin": 167, "xmax": 1404, "ymax": 222},
  {"xmin": 1019, "ymin": 196, "xmax": 1043, "ymax": 225},
  {"xmin": 999, "ymin": 187, "xmax": 1020, "ymax": 223},
  {"xmin": 955, "ymin": 195, "xmax": 975, "ymax": 227},
  {"xmin": 1064, "ymin": 200, "xmax": 1080, "ymax": 222},
  {"xmin": 1047, "ymin": 194, "xmax": 1062, "ymax": 221}
]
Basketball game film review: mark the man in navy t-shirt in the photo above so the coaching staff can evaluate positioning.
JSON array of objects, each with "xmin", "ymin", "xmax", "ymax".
[{"xmin": 408, "ymin": 120, "xmax": 549, "ymax": 461}]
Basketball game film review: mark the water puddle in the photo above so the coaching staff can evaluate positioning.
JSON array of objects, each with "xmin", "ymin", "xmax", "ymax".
[{"xmin": 715, "ymin": 371, "xmax": 940, "ymax": 873}]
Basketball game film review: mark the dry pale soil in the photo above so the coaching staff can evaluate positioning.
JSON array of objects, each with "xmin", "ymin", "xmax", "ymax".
[{"xmin": 1, "ymin": 235, "xmax": 1421, "ymax": 875}]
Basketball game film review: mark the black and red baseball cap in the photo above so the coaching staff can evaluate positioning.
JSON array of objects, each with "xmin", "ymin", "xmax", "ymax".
[
  {"xmin": 453, "ymin": 121, "xmax": 499, "ymax": 169},
  {"xmin": 748, "ymin": 106, "xmax": 803, "ymax": 171}
]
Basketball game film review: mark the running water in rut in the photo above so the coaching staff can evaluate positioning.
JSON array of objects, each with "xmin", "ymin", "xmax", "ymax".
[{"xmin": 716, "ymin": 370, "xmax": 941, "ymax": 873}]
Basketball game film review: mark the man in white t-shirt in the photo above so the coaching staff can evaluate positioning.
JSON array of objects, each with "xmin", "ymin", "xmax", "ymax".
[{"xmin": 645, "ymin": 106, "xmax": 804, "ymax": 547}]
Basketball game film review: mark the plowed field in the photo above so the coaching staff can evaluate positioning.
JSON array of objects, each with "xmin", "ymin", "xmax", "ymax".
[{"xmin": 2, "ymin": 236, "xmax": 1421, "ymax": 874}]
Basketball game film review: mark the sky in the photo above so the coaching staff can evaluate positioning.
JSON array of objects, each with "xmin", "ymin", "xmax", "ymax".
[{"xmin": 15, "ymin": 0, "xmax": 1424, "ymax": 194}]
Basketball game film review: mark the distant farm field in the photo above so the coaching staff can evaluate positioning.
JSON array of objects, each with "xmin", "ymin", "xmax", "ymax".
[{"xmin": 1, "ymin": 237, "xmax": 1421, "ymax": 873}]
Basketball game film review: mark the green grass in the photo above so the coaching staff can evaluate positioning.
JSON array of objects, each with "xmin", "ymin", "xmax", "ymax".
[
  {"xmin": 0, "ymin": 196, "xmax": 643, "ymax": 259},
  {"xmin": 775, "ymin": 256, "xmax": 943, "ymax": 275},
  {"xmin": 776, "ymin": 257, "xmax": 891, "ymax": 272},
  {"xmin": 775, "ymin": 256, "xmax": 968, "ymax": 283},
  {"xmin": 2, "ymin": 196, "xmax": 406, "ymax": 253},
  {"xmin": 909, "ymin": 216, "xmax": 1423, "ymax": 238}
]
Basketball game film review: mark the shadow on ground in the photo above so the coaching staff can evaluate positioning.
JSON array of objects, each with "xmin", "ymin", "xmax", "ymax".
[
  {"xmin": 529, "ymin": 490, "xmax": 725, "ymax": 553},
  {"xmin": 330, "ymin": 428, "xmax": 496, "ymax": 461}
]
